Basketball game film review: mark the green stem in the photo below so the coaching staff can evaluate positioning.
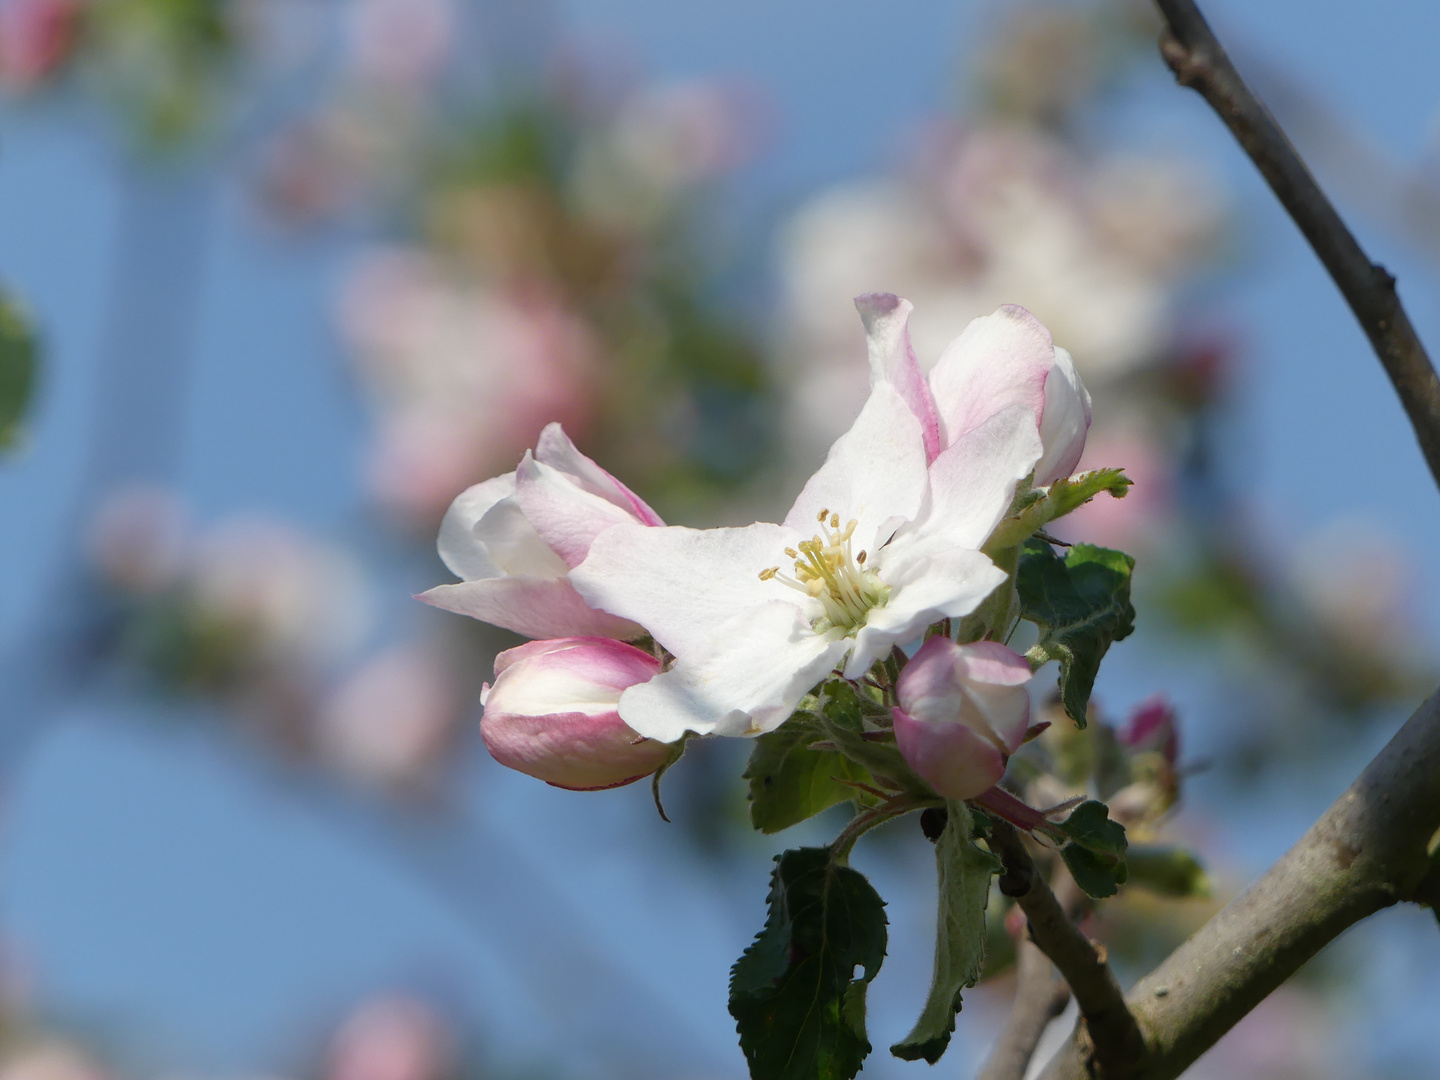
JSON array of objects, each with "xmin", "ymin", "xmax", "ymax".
[{"xmin": 831, "ymin": 794, "xmax": 939, "ymax": 863}]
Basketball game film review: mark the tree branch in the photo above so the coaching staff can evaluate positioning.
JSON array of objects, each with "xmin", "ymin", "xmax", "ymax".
[
  {"xmin": 976, "ymin": 935, "xmax": 1071, "ymax": 1080},
  {"xmin": 1153, "ymin": 0, "xmax": 1440, "ymax": 493},
  {"xmin": 1037, "ymin": 686, "xmax": 1440, "ymax": 1080},
  {"xmin": 989, "ymin": 820, "xmax": 1147, "ymax": 1074}
]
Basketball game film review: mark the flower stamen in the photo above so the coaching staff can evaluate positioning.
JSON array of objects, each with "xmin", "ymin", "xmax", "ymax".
[{"xmin": 763, "ymin": 512, "xmax": 890, "ymax": 633}]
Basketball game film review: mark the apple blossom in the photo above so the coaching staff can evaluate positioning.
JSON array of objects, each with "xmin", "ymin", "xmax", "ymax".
[
  {"xmin": 0, "ymin": 0, "xmax": 78, "ymax": 91},
  {"xmin": 1118, "ymin": 693, "xmax": 1179, "ymax": 766},
  {"xmin": 315, "ymin": 646, "xmax": 462, "ymax": 791},
  {"xmin": 858, "ymin": 293, "xmax": 1090, "ymax": 483},
  {"xmin": 571, "ymin": 298, "xmax": 1074, "ymax": 743},
  {"xmin": 326, "ymin": 995, "xmax": 454, "ymax": 1080},
  {"xmin": 480, "ymin": 637, "xmax": 670, "ymax": 790},
  {"xmin": 891, "ymin": 636, "xmax": 1033, "ymax": 801},
  {"xmin": 420, "ymin": 423, "xmax": 662, "ymax": 640}
]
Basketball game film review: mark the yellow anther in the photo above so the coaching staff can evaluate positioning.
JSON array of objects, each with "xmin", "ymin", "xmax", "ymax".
[{"xmin": 761, "ymin": 505, "xmax": 890, "ymax": 632}]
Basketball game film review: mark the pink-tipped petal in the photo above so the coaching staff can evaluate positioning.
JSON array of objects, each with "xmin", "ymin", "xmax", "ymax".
[
  {"xmin": 535, "ymin": 423, "xmax": 665, "ymax": 526},
  {"xmin": 482, "ymin": 708, "xmax": 672, "ymax": 790},
  {"xmin": 927, "ymin": 305, "xmax": 1052, "ymax": 448},
  {"xmin": 515, "ymin": 452, "xmax": 639, "ymax": 568},
  {"xmin": 893, "ymin": 706, "xmax": 1009, "ymax": 801},
  {"xmin": 419, "ymin": 578, "xmax": 643, "ymax": 641},
  {"xmin": 855, "ymin": 293, "xmax": 943, "ymax": 462},
  {"xmin": 488, "ymin": 636, "xmax": 663, "ymax": 704}
]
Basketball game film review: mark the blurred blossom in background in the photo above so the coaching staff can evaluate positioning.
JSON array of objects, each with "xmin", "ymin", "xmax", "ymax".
[{"xmin": 0, "ymin": 0, "xmax": 1438, "ymax": 1078}]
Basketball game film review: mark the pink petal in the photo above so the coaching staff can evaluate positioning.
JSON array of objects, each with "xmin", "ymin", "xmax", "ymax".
[
  {"xmin": 418, "ymin": 577, "xmax": 643, "ymax": 641},
  {"xmin": 515, "ymin": 452, "xmax": 638, "ymax": 568},
  {"xmin": 896, "ymin": 637, "xmax": 1033, "ymax": 753},
  {"xmin": 489, "ymin": 636, "xmax": 661, "ymax": 697},
  {"xmin": 952, "ymin": 639, "xmax": 1035, "ymax": 687},
  {"xmin": 535, "ymin": 423, "xmax": 665, "ymax": 526},
  {"xmin": 855, "ymin": 293, "xmax": 943, "ymax": 462},
  {"xmin": 482, "ymin": 708, "xmax": 672, "ymax": 791},
  {"xmin": 893, "ymin": 706, "xmax": 1008, "ymax": 801},
  {"xmin": 927, "ymin": 305, "xmax": 1052, "ymax": 448}
]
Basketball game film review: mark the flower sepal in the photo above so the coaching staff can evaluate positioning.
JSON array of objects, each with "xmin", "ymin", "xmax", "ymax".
[
  {"xmin": 811, "ymin": 679, "xmax": 938, "ymax": 801},
  {"xmin": 983, "ymin": 468, "xmax": 1133, "ymax": 555}
]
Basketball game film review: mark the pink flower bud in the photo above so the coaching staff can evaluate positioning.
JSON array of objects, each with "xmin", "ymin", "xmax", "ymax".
[
  {"xmin": 1118, "ymin": 693, "xmax": 1179, "ymax": 766},
  {"xmin": 481, "ymin": 637, "xmax": 670, "ymax": 791},
  {"xmin": 892, "ymin": 636, "xmax": 1033, "ymax": 801}
]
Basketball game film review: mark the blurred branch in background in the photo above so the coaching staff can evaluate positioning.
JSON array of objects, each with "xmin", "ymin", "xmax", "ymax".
[
  {"xmin": 0, "ymin": 161, "xmax": 214, "ymax": 767},
  {"xmin": 1156, "ymin": 0, "xmax": 1440, "ymax": 491}
]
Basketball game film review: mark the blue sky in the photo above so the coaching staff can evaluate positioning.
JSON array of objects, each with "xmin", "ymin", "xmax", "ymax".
[{"xmin": 1, "ymin": 0, "xmax": 1439, "ymax": 1077}]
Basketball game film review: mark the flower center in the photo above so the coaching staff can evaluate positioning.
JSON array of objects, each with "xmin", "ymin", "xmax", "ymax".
[{"xmin": 759, "ymin": 508, "xmax": 891, "ymax": 633}]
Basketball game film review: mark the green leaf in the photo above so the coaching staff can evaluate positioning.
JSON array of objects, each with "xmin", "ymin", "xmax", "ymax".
[
  {"xmin": 0, "ymin": 290, "xmax": 38, "ymax": 451},
  {"xmin": 745, "ymin": 714, "xmax": 876, "ymax": 834},
  {"xmin": 729, "ymin": 847, "xmax": 888, "ymax": 1080},
  {"xmin": 891, "ymin": 802, "xmax": 1001, "ymax": 1064},
  {"xmin": 1126, "ymin": 846, "xmax": 1211, "ymax": 898},
  {"xmin": 1061, "ymin": 844, "xmax": 1127, "ymax": 899},
  {"xmin": 1057, "ymin": 800, "xmax": 1129, "ymax": 899},
  {"xmin": 1018, "ymin": 540, "xmax": 1137, "ymax": 726},
  {"xmin": 1058, "ymin": 800, "xmax": 1128, "ymax": 855},
  {"xmin": 986, "ymin": 470, "xmax": 1132, "ymax": 552}
]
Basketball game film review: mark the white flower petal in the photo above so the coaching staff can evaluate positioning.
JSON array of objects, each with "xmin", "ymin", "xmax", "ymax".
[
  {"xmin": 784, "ymin": 382, "xmax": 928, "ymax": 554},
  {"xmin": 1034, "ymin": 346, "xmax": 1092, "ymax": 484},
  {"xmin": 437, "ymin": 473, "xmax": 514, "ymax": 579},
  {"xmin": 617, "ymin": 602, "xmax": 851, "ymax": 741},
  {"xmin": 572, "ymin": 521, "xmax": 809, "ymax": 656},
  {"xmin": 472, "ymin": 496, "xmax": 570, "ymax": 578},
  {"xmin": 847, "ymin": 546, "xmax": 1005, "ymax": 677},
  {"xmin": 922, "ymin": 404, "xmax": 1043, "ymax": 549}
]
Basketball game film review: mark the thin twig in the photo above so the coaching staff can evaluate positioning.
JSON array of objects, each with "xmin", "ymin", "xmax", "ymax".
[
  {"xmin": 976, "ymin": 935, "xmax": 1071, "ymax": 1080},
  {"xmin": 1153, "ymin": 0, "xmax": 1440, "ymax": 492},
  {"xmin": 989, "ymin": 820, "xmax": 1147, "ymax": 1074},
  {"xmin": 1038, "ymin": 685, "xmax": 1440, "ymax": 1080}
]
